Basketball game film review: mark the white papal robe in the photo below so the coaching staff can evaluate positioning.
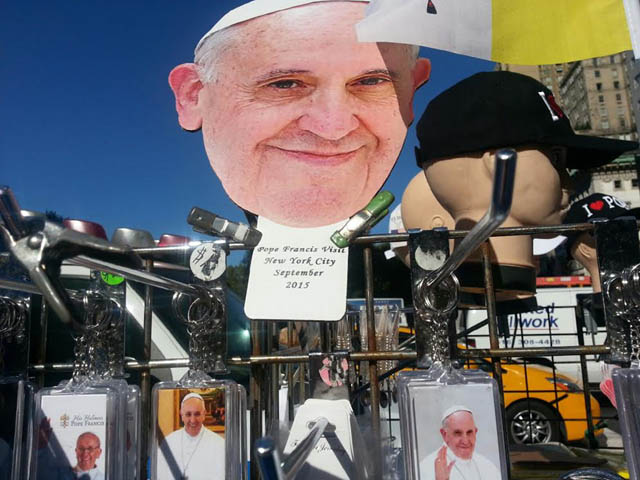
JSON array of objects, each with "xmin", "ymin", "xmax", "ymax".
[
  {"xmin": 72, "ymin": 467, "xmax": 104, "ymax": 480},
  {"xmin": 156, "ymin": 427, "xmax": 225, "ymax": 479},
  {"xmin": 419, "ymin": 446, "xmax": 501, "ymax": 480}
]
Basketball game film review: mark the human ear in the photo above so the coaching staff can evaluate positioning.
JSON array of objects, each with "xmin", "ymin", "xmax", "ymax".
[
  {"xmin": 480, "ymin": 151, "xmax": 496, "ymax": 181},
  {"xmin": 431, "ymin": 214, "xmax": 446, "ymax": 229},
  {"xmin": 168, "ymin": 64, "xmax": 204, "ymax": 131},
  {"xmin": 413, "ymin": 58, "xmax": 431, "ymax": 90},
  {"xmin": 576, "ymin": 239, "xmax": 595, "ymax": 260}
]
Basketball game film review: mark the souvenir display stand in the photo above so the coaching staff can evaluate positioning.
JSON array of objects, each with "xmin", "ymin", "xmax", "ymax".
[{"xmin": 2, "ymin": 151, "xmax": 640, "ymax": 479}]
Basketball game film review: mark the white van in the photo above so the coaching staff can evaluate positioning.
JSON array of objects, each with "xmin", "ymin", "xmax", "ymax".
[{"xmin": 460, "ymin": 276, "xmax": 606, "ymax": 386}]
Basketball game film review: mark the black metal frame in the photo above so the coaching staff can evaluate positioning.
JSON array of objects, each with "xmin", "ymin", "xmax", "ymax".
[{"xmin": 22, "ymin": 219, "xmax": 638, "ymax": 479}]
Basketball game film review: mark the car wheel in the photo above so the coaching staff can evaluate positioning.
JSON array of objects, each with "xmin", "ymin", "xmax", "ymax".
[{"xmin": 506, "ymin": 400, "xmax": 562, "ymax": 444}]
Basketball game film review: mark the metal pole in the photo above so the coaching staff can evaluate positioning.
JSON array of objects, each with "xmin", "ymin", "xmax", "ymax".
[
  {"xmin": 267, "ymin": 322, "xmax": 279, "ymax": 438},
  {"xmin": 575, "ymin": 306, "xmax": 597, "ymax": 448},
  {"xmin": 36, "ymin": 300, "xmax": 48, "ymax": 388},
  {"xmin": 287, "ymin": 323, "xmax": 294, "ymax": 422},
  {"xmin": 140, "ymin": 258, "xmax": 153, "ymax": 480},
  {"xmin": 363, "ymin": 247, "xmax": 381, "ymax": 478},
  {"xmin": 481, "ymin": 243, "xmax": 511, "ymax": 479},
  {"xmin": 250, "ymin": 319, "xmax": 265, "ymax": 480}
]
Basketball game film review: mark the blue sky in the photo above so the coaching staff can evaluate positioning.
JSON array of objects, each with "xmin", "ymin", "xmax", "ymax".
[{"xmin": 1, "ymin": 1, "xmax": 493, "ymax": 263}]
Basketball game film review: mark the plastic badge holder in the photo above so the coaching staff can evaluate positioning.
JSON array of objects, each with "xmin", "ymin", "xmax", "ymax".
[
  {"xmin": 30, "ymin": 382, "xmax": 122, "ymax": 480},
  {"xmin": 126, "ymin": 385, "xmax": 141, "ymax": 480},
  {"xmin": 150, "ymin": 379, "xmax": 247, "ymax": 480},
  {"xmin": 0, "ymin": 378, "xmax": 35, "ymax": 480},
  {"xmin": 612, "ymin": 366, "xmax": 640, "ymax": 479},
  {"xmin": 397, "ymin": 365, "xmax": 509, "ymax": 480}
]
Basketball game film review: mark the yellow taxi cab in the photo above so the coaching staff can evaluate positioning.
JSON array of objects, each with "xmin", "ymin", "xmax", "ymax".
[
  {"xmin": 465, "ymin": 355, "xmax": 602, "ymax": 444},
  {"xmin": 398, "ymin": 332, "xmax": 602, "ymax": 444}
]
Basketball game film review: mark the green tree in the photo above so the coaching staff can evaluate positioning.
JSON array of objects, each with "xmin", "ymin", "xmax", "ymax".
[{"xmin": 226, "ymin": 251, "xmax": 251, "ymax": 299}]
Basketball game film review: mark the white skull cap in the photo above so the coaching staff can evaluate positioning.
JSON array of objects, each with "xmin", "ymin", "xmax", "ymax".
[
  {"xmin": 441, "ymin": 405, "xmax": 473, "ymax": 424},
  {"xmin": 181, "ymin": 392, "xmax": 205, "ymax": 407},
  {"xmin": 196, "ymin": 0, "xmax": 369, "ymax": 55}
]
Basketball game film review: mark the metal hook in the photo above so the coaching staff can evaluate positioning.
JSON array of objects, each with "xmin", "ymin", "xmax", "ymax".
[{"xmin": 425, "ymin": 148, "xmax": 517, "ymax": 290}]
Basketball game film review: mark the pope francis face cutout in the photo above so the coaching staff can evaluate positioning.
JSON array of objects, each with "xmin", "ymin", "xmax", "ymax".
[{"xmin": 170, "ymin": 1, "xmax": 430, "ymax": 228}]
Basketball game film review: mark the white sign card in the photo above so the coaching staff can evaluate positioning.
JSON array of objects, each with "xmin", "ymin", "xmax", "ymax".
[
  {"xmin": 36, "ymin": 393, "xmax": 109, "ymax": 478},
  {"xmin": 245, "ymin": 218, "xmax": 349, "ymax": 321},
  {"xmin": 284, "ymin": 399, "xmax": 370, "ymax": 479}
]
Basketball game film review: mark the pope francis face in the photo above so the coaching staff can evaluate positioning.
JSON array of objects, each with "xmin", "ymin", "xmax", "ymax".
[
  {"xmin": 181, "ymin": 397, "xmax": 206, "ymax": 437},
  {"xmin": 170, "ymin": 2, "xmax": 430, "ymax": 227},
  {"xmin": 440, "ymin": 411, "xmax": 478, "ymax": 460}
]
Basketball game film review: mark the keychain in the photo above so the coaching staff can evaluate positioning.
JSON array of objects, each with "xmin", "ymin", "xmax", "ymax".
[
  {"xmin": 150, "ymin": 255, "xmax": 246, "ymax": 480},
  {"xmin": 397, "ymin": 230, "xmax": 509, "ymax": 480},
  {"xmin": 30, "ymin": 289, "xmax": 127, "ymax": 480}
]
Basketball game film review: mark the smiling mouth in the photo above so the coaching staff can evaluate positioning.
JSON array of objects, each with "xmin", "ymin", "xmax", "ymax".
[{"xmin": 266, "ymin": 146, "xmax": 360, "ymax": 166}]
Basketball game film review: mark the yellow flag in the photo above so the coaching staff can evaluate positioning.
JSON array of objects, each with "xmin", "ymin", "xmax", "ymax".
[
  {"xmin": 357, "ymin": 0, "xmax": 639, "ymax": 65},
  {"xmin": 493, "ymin": 0, "xmax": 632, "ymax": 64}
]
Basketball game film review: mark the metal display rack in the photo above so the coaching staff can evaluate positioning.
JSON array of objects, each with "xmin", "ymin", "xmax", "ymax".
[
  {"xmin": 3, "ymin": 165, "xmax": 640, "ymax": 479},
  {"xmin": 11, "ymin": 220, "xmax": 629, "ymax": 478}
]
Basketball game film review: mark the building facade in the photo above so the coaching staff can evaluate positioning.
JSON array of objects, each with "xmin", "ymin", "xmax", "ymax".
[{"xmin": 498, "ymin": 55, "xmax": 640, "ymax": 209}]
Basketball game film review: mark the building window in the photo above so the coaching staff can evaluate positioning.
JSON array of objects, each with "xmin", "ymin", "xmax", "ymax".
[
  {"xmin": 601, "ymin": 119, "xmax": 610, "ymax": 129},
  {"xmin": 612, "ymin": 69, "xmax": 619, "ymax": 79},
  {"xmin": 595, "ymin": 70, "xmax": 601, "ymax": 78},
  {"xmin": 597, "ymin": 82, "xmax": 602, "ymax": 91},
  {"xmin": 633, "ymin": 178, "xmax": 638, "ymax": 188},
  {"xmin": 614, "ymin": 80, "xmax": 620, "ymax": 89},
  {"xmin": 614, "ymin": 180, "xmax": 622, "ymax": 189},
  {"xmin": 620, "ymin": 117, "xmax": 626, "ymax": 128},
  {"xmin": 593, "ymin": 58, "xmax": 598, "ymax": 67},
  {"xmin": 599, "ymin": 95, "xmax": 605, "ymax": 102},
  {"xmin": 616, "ymin": 93, "xmax": 622, "ymax": 102}
]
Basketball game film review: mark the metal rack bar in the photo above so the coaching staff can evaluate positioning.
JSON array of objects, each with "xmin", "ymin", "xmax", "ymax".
[
  {"xmin": 139, "ymin": 258, "xmax": 154, "ymax": 480},
  {"xmin": 27, "ymin": 345, "xmax": 610, "ymax": 372},
  {"xmin": 353, "ymin": 220, "xmax": 639, "ymax": 244},
  {"xmin": 364, "ymin": 246, "xmax": 381, "ymax": 478},
  {"xmin": 482, "ymin": 243, "xmax": 511, "ymax": 478},
  {"xmin": 70, "ymin": 256, "xmax": 198, "ymax": 296}
]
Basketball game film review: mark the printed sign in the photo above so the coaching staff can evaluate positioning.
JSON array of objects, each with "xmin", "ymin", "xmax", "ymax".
[
  {"xmin": 245, "ymin": 218, "xmax": 348, "ymax": 321},
  {"xmin": 36, "ymin": 393, "xmax": 108, "ymax": 479}
]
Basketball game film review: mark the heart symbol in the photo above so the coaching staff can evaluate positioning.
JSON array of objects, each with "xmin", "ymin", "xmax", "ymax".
[
  {"xmin": 600, "ymin": 379, "xmax": 617, "ymax": 408},
  {"xmin": 590, "ymin": 200, "xmax": 604, "ymax": 211}
]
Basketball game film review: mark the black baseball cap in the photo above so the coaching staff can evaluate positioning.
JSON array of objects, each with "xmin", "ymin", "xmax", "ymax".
[
  {"xmin": 415, "ymin": 71, "xmax": 638, "ymax": 169},
  {"xmin": 564, "ymin": 193, "xmax": 633, "ymax": 250}
]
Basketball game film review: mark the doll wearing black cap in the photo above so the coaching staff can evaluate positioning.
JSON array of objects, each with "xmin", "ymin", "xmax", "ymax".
[
  {"xmin": 414, "ymin": 71, "xmax": 637, "ymax": 301},
  {"xmin": 564, "ymin": 193, "xmax": 634, "ymax": 294}
]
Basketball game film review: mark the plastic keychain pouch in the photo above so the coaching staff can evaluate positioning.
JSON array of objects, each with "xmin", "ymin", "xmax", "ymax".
[
  {"xmin": 125, "ymin": 385, "xmax": 141, "ymax": 480},
  {"xmin": 0, "ymin": 378, "xmax": 35, "ymax": 480},
  {"xmin": 30, "ymin": 382, "xmax": 121, "ymax": 480},
  {"xmin": 612, "ymin": 366, "xmax": 640, "ymax": 479},
  {"xmin": 151, "ymin": 380, "xmax": 246, "ymax": 480},
  {"xmin": 397, "ymin": 366, "xmax": 509, "ymax": 480}
]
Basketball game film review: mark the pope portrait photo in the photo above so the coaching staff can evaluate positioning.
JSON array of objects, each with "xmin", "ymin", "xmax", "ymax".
[
  {"xmin": 412, "ymin": 383, "xmax": 505, "ymax": 480},
  {"xmin": 155, "ymin": 389, "xmax": 226, "ymax": 480}
]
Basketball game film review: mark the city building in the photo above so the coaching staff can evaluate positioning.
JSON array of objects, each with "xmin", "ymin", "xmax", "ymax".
[{"xmin": 497, "ymin": 55, "xmax": 640, "ymax": 209}]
